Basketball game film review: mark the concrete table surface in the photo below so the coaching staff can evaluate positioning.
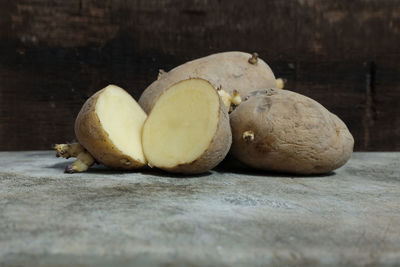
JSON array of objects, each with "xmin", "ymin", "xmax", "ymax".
[{"xmin": 0, "ymin": 151, "xmax": 399, "ymax": 266}]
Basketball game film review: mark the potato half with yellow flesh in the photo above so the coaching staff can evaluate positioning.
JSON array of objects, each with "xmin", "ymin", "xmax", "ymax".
[
  {"xmin": 75, "ymin": 85, "xmax": 147, "ymax": 169},
  {"xmin": 142, "ymin": 78, "xmax": 232, "ymax": 174}
]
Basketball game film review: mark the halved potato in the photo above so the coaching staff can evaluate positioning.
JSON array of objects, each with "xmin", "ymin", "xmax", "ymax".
[
  {"xmin": 142, "ymin": 78, "xmax": 232, "ymax": 174},
  {"xmin": 75, "ymin": 85, "xmax": 147, "ymax": 169}
]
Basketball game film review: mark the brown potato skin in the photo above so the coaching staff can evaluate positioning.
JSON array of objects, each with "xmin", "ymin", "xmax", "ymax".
[
  {"xmin": 75, "ymin": 88, "xmax": 146, "ymax": 170},
  {"xmin": 139, "ymin": 51, "xmax": 276, "ymax": 113},
  {"xmin": 144, "ymin": 79, "xmax": 232, "ymax": 174},
  {"xmin": 229, "ymin": 89, "xmax": 354, "ymax": 174}
]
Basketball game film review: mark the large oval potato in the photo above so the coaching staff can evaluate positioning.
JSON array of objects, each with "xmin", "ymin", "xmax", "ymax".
[
  {"xmin": 75, "ymin": 85, "xmax": 147, "ymax": 169},
  {"xmin": 139, "ymin": 51, "xmax": 276, "ymax": 113},
  {"xmin": 229, "ymin": 89, "xmax": 354, "ymax": 174}
]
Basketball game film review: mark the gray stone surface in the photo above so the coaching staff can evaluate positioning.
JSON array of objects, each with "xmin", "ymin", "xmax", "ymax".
[{"xmin": 0, "ymin": 151, "xmax": 399, "ymax": 266}]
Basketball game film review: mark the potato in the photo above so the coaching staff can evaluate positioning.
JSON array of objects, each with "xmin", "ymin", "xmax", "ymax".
[
  {"xmin": 142, "ymin": 78, "xmax": 232, "ymax": 174},
  {"xmin": 229, "ymin": 89, "xmax": 354, "ymax": 174},
  {"xmin": 139, "ymin": 51, "xmax": 276, "ymax": 113},
  {"xmin": 74, "ymin": 85, "xmax": 147, "ymax": 170}
]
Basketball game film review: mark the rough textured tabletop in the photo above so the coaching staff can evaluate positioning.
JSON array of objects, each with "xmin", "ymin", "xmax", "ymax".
[{"xmin": 0, "ymin": 151, "xmax": 399, "ymax": 266}]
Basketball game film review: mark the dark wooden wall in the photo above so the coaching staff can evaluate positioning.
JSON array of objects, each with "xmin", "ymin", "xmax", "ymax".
[{"xmin": 0, "ymin": 0, "xmax": 399, "ymax": 151}]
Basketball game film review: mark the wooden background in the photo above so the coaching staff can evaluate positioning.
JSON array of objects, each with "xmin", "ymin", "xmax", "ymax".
[{"xmin": 0, "ymin": 0, "xmax": 399, "ymax": 151}]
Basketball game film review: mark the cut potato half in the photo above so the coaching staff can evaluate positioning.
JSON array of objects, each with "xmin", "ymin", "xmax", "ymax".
[
  {"xmin": 75, "ymin": 85, "xmax": 147, "ymax": 169},
  {"xmin": 142, "ymin": 78, "xmax": 232, "ymax": 174}
]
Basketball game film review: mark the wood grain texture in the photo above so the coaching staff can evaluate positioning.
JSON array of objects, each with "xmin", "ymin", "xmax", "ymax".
[{"xmin": 0, "ymin": 0, "xmax": 399, "ymax": 151}]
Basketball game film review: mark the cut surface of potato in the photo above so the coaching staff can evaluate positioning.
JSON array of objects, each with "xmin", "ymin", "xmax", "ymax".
[
  {"xmin": 96, "ymin": 86, "xmax": 147, "ymax": 163},
  {"xmin": 142, "ymin": 78, "xmax": 231, "ymax": 173},
  {"xmin": 75, "ymin": 85, "xmax": 147, "ymax": 169}
]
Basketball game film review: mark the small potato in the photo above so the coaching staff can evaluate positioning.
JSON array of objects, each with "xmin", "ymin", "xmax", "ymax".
[
  {"xmin": 139, "ymin": 51, "xmax": 276, "ymax": 113},
  {"xmin": 229, "ymin": 89, "xmax": 354, "ymax": 174}
]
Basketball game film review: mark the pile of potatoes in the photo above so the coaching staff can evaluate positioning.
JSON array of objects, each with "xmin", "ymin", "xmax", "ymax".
[{"xmin": 55, "ymin": 51, "xmax": 354, "ymax": 175}]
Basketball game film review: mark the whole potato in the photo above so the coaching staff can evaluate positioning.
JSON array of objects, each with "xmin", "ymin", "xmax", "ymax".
[
  {"xmin": 229, "ymin": 89, "xmax": 354, "ymax": 174},
  {"xmin": 139, "ymin": 51, "xmax": 276, "ymax": 113}
]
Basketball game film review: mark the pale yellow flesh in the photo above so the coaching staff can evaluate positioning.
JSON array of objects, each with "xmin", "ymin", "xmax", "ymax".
[
  {"xmin": 142, "ymin": 79, "xmax": 219, "ymax": 168},
  {"xmin": 95, "ymin": 85, "xmax": 147, "ymax": 163}
]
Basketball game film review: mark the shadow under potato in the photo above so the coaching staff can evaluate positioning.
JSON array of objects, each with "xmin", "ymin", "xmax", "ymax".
[
  {"xmin": 48, "ymin": 161, "xmax": 212, "ymax": 178},
  {"xmin": 49, "ymin": 159, "xmax": 335, "ymax": 179},
  {"xmin": 214, "ymin": 155, "xmax": 336, "ymax": 178}
]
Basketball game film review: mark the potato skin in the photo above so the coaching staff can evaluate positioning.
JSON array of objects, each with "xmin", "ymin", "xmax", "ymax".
[
  {"xmin": 147, "ymin": 79, "xmax": 232, "ymax": 174},
  {"xmin": 75, "ymin": 88, "xmax": 146, "ymax": 170},
  {"xmin": 139, "ymin": 51, "xmax": 276, "ymax": 113},
  {"xmin": 229, "ymin": 89, "xmax": 354, "ymax": 174}
]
